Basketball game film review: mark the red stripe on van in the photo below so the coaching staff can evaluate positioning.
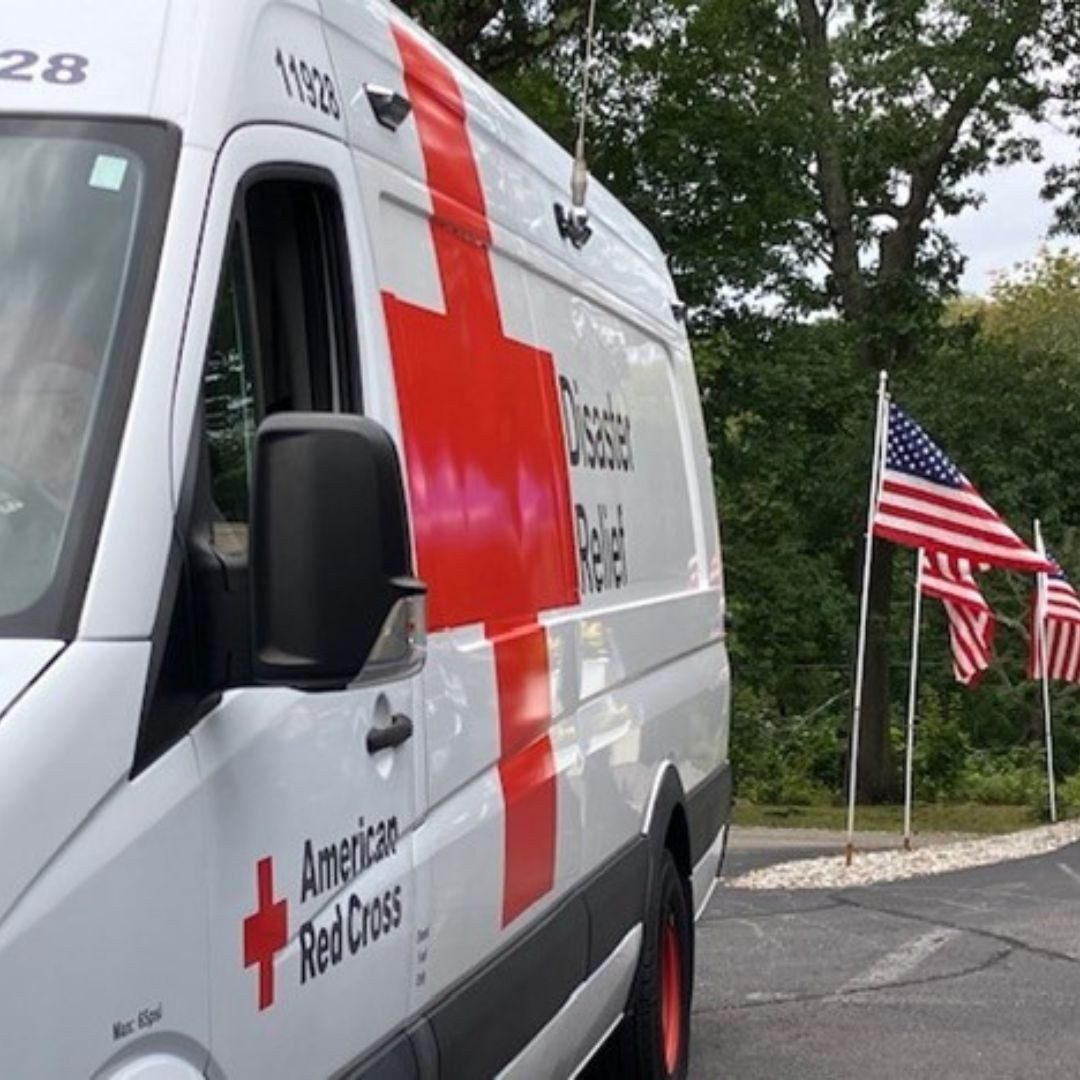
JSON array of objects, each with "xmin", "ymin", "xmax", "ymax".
[
  {"xmin": 386, "ymin": 28, "xmax": 579, "ymax": 925},
  {"xmin": 492, "ymin": 622, "xmax": 557, "ymax": 924}
]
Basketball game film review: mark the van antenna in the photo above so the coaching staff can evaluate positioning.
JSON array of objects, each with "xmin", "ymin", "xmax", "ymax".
[
  {"xmin": 573, "ymin": 0, "xmax": 599, "ymax": 210},
  {"xmin": 556, "ymin": 0, "xmax": 598, "ymax": 248}
]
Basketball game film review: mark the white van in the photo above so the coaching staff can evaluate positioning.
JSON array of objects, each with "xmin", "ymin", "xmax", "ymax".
[{"xmin": 0, "ymin": 3, "xmax": 731, "ymax": 1078}]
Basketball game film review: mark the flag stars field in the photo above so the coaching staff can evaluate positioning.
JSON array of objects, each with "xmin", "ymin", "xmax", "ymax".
[{"xmin": 887, "ymin": 407, "xmax": 966, "ymax": 489}]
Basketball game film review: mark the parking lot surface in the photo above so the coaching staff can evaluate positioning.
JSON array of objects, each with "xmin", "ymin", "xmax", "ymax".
[{"xmin": 690, "ymin": 831, "xmax": 1080, "ymax": 1078}]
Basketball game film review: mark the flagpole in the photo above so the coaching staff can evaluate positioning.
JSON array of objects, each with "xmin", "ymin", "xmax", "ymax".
[
  {"xmin": 902, "ymin": 549, "xmax": 924, "ymax": 852},
  {"xmin": 846, "ymin": 370, "xmax": 889, "ymax": 866},
  {"xmin": 1034, "ymin": 519, "xmax": 1058, "ymax": 824}
]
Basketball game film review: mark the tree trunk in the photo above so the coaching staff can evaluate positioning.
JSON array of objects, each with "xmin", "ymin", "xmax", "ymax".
[{"xmin": 855, "ymin": 538, "xmax": 899, "ymax": 802}]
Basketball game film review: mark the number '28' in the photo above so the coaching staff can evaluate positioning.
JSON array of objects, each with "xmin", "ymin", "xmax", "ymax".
[{"xmin": 0, "ymin": 50, "xmax": 90, "ymax": 85}]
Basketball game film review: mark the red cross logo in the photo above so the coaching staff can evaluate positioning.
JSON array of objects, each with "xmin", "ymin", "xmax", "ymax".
[
  {"xmin": 386, "ymin": 30, "xmax": 580, "ymax": 925},
  {"xmin": 243, "ymin": 857, "xmax": 288, "ymax": 1010}
]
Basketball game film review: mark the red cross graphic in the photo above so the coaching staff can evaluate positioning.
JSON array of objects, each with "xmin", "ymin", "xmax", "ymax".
[
  {"xmin": 243, "ymin": 857, "xmax": 288, "ymax": 1010},
  {"xmin": 385, "ymin": 29, "xmax": 580, "ymax": 925}
]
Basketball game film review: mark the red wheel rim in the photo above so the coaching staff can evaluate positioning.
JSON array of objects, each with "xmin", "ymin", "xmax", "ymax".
[{"xmin": 660, "ymin": 915, "xmax": 683, "ymax": 1075}]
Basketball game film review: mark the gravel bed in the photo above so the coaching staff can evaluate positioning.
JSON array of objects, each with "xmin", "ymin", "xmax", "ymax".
[{"xmin": 725, "ymin": 820, "xmax": 1080, "ymax": 891}]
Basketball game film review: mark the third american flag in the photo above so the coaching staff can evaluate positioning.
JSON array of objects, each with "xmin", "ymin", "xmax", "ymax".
[
  {"xmin": 873, "ymin": 403, "xmax": 1051, "ymax": 574},
  {"xmin": 1029, "ymin": 555, "xmax": 1080, "ymax": 684}
]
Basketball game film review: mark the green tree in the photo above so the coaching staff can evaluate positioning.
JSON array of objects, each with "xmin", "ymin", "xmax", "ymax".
[
  {"xmin": 717, "ymin": 302, "xmax": 1080, "ymax": 807},
  {"xmin": 632, "ymin": 0, "xmax": 1080, "ymax": 799},
  {"xmin": 981, "ymin": 248, "xmax": 1080, "ymax": 360}
]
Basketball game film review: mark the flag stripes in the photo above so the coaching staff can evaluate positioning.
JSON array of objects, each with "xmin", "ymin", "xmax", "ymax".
[
  {"xmin": 1029, "ymin": 559, "xmax": 1080, "ymax": 684},
  {"xmin": 920, "ymin": 551, "xmax": 994, "ymax": 687}
]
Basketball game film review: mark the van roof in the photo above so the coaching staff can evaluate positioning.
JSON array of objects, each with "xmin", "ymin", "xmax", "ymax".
[{"xmin": 5, "ymin": 0, "xmax": 675, "ymax": 320}]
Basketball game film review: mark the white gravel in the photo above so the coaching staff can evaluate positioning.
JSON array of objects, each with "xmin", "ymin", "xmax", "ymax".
[{"xmin": 726, "ymin": 820, "xmax": 1080, "ymax": 891}]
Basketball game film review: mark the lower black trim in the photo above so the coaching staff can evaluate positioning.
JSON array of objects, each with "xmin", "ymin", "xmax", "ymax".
[
  {"xmin": 430, "ymin": 891, "xmax": 589, "ymax": 1079},
  {"xmin": 686, "ymin": 761, "xmax": 732, "ymax": 866},
  {"xmin": 584, "ymin": 838, "xmax": 648, "ymax": 973},
  {"xmin": 344, "ymin": 838, "xmax": 650, "ymax": 1079},
  {"xmin": 407, "ymin": 1020, "xmax": 439, "ymax": 1079},
  {"xmin": 343, "ymin": 1032, "xmax": 418, "ymax": 1080}
]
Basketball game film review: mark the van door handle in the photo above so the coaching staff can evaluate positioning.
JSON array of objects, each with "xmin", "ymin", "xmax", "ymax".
[{"xmin": 367, "ymin": 713, "xmax": 414, "ymax": 754}]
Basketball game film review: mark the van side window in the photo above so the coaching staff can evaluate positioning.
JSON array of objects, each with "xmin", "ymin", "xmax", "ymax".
[
  {"xmin": 201, "ymin": 176, "xmax": 357, "ymax": 557},
  {"xmin": 203, "ymin": 234, "xmax": 256, "ymax": 553}
]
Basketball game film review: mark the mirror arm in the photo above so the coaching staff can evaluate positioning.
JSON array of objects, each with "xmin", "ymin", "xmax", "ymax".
[{"xmin": 391, "ymin": 576, "xmax": 427, "ymax": 600}]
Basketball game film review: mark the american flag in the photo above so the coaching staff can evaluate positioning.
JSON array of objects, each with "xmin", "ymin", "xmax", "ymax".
[
  {"xmin": 920, "ymin": 550, "xmax": 994, "ymax": 687},
  {"xmin": 1028, "ymin": 555, "xmax": 1080, "ymax": 684},
  {"xmin": 873, "ymin": 403, "xmax": 1051, "ymax": 574}
]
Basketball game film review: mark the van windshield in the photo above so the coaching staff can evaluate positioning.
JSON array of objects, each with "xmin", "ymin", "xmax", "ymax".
[{"xmin": 0, "ymin": 119, "xmax": 176, "ymax": 638}]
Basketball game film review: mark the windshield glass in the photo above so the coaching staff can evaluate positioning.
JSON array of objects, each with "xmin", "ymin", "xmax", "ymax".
[{"xmin": 0, "ymin": 119, "xmax": 176, "ymax": 637}]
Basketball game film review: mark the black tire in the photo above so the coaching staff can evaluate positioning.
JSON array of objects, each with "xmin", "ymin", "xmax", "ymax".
[{"xmin": 591, "ymin": 847, "xmax": 694, "ymax": 1080}]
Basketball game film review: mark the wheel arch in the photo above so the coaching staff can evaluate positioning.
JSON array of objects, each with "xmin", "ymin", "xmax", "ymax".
[{"xmin": 642, "ymin": 763, "xmax": 691, "ymax": 884}]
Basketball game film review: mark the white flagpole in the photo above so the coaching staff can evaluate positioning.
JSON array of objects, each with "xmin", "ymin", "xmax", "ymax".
[
  {"xmin": 902, "ymin": 549, "xmax": 924, "ymax": 851},
  {"xmin": 846, "ymin": 370, "xmax": 890, "ymax": 866},
  {"xmin": 1034, "ymin": 519, "xmax": 1058, "ymax": 824}
]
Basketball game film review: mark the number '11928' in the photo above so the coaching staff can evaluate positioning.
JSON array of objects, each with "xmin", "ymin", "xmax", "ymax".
[{"xmin": 274, "ymin": 48, "xmax": 341, "ymax": 119}]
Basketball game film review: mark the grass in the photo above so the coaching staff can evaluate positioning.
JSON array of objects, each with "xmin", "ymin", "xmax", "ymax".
[{"xmin": 732, "ymin": 799, "xmax": 1046, "ymax": 835}]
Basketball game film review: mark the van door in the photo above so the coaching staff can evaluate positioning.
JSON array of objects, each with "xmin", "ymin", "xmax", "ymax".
[{"xmin": 181, "ymin": 131, "xmax": 422, "ymax": 1079}]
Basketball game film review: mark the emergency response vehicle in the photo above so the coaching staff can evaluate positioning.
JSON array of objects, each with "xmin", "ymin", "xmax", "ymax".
[{"xmin": 0, "ymin": 2, "xmax": 731, "ymax": 1077}]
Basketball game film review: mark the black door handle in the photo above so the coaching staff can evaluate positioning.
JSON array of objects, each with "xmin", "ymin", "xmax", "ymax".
[{"xmin": 367, "ymin": 713, "xmax": 414, "ymax": 754}]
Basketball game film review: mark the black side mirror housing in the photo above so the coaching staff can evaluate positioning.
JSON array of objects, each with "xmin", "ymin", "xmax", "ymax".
[{"xmin": 250, "ymin": 412, "xmax": 424, "ymax": 690}]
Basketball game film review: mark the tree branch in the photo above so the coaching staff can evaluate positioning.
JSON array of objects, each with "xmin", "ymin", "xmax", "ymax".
[
  {"xmin": 887, "ymin": 22, "xmax": 1032, "ymax": 273},
  {"xmin": 795, "ymin": 0, "xmax": 867, "ymax": 323},
  {"xmin": 894, "ymin": 22, "xmax": 1028, "ymax": 257},
  {"xmin": 904, "ymin": 80, "xmax": 987, "ymax": 229}
]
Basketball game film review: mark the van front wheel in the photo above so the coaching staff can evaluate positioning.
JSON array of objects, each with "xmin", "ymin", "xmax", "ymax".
[{"xmin": 592, "ymin": 848, "xmax": 693, "ymax": 1079}]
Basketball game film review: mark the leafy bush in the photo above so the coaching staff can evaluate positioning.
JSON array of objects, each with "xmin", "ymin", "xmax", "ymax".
[
  {"xmin": 1055, "ymin": 772, "xmax": 1080, "ymax": 817},
  {"xmin": 912, "ymin": 688, "xmax": 970, "ymax": 799},
  {"xmin": 730, "ymin": 683, "xmax": 843, "ymax": 806},
  {"xmin": 955, "ymin": 748, "xmax": 1046, "ymax": 810}
]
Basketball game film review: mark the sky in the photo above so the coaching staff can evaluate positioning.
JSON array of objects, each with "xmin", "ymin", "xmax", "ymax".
[{"xmin": 944, "ymin": 121, "xmax": 1076, "ymax": 296}]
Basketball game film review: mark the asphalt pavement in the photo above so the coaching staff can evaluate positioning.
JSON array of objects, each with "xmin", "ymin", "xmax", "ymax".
[{"xmin": 689, "ymin": 828, "xmax": 1080, "ymax": 1078}]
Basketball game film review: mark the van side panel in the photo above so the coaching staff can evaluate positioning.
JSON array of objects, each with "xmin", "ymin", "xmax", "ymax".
[
  {"xmin": 519, "ymin": 263, "xmax": 727, "ymax": 874},
  {"xmin": 334, "ymin": 26, "xmax": 591, "ymax": 1014},
  {"xmin": 321, "ymin": 1, "xmax": 729, "ymax": 1072},
  {"xmin": 0, "ymin": 646, "xmax": 208, "ymax": 1080}
]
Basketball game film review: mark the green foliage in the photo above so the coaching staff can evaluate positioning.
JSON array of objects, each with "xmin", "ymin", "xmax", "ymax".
[
  {"xmin": 592, "ymin": 0, "xmax": 1080, "ymax": 333},
  {"xmin": 719, "ymin": 261, "xmax": 1080, "ymax": 812},
  {"xmin": 709, "ymin": 318, "xmax": 868, "ymax": 716},
  {"xmin": 982, "ymin": 249, "xmax": 1080, "ymax": 362},
  {"xmin": 955, "ymin": 748, "xmax": 1047, "ymax": 812},
  {"xmin": 1057, "ymin": 772, "xmax": 1080, "ymax": 816},
  {"xmin": 730, "ymin": 684, "xmax": 843, "ymax": 805},
  {"xmin": 912, "ymin": 688, "xmax": 970, "ymax": 800}
]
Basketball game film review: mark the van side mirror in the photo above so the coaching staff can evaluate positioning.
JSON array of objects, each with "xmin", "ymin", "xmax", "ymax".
[{"xmin": 250, "ymin": 413, "xmax": 425, "ymax": 690}]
